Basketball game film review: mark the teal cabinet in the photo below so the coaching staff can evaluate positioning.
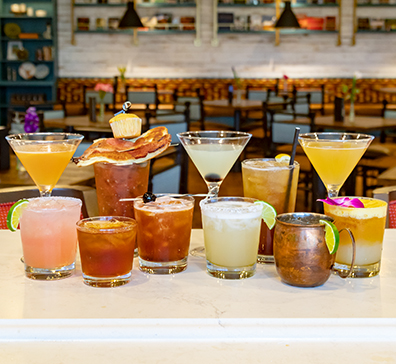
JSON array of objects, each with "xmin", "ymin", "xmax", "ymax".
[{"xmin": 0, "ymin": 0, "xmax": 58, "ymax": 126}]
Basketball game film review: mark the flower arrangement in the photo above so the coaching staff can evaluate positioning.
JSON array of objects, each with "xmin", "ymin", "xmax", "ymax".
[
  {"xmin": 94, "ymin": 83, "xmax": 114, "ymax": 101},
  {"xmin": 342, "ymin": 71, "xmax": 361, "ymax": 104},
  {"xmin": 283, "ymin": 74, "xmax": 289, "ymax": 91},
  {"xmin": 94, "ymin": 83, "xmax": 113, "ymax": 122},
  {"xmin": 118, "ymin": 66, "xmax": 126, "ymax": 82},
  {"xmin": 24, "ymin": 107, "xmax": 40, "ymax": 133},
  {"xmin": 231, "ymin": 67, "xmax": 243, "ymax": 90},
  {"xmin": 342, "ymin": 71, "xmax": 361, "ymax": 121}
]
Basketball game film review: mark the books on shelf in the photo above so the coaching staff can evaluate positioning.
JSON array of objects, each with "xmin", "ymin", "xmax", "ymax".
[{"xmin": 77, "ymin": 17, "xmax": 90, "ymax": 31}]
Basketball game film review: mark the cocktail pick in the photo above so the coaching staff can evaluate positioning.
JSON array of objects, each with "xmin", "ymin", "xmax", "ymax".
[
  {"xmin": 119, "ymin": 193, "xmax": 209, "ymax": 202},
  {"xmin": 114, "ymin": 101, "xmax": 132, "ymax": 116}
]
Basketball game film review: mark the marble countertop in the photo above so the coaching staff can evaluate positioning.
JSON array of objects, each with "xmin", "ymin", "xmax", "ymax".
[{"xmin": 1, "ymin": 229, "xmax": 396, "ymax": 363}]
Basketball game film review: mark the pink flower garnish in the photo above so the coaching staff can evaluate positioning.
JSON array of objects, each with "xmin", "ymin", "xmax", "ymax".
[
  {"xmin": 283, "ymin": 75, "xmax": 289, "ymax": 80},
  {"xmin": 317, "ymin": 197, "xmax": 365, "ymax": 208},
  {"xmin": 94, "ymin": 83, "xmax": 114, "ymax": 93}
]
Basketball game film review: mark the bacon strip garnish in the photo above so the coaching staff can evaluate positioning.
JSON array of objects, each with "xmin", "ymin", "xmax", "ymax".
[{"xmin": 74, "ymin": 126, "xmax": 171, "ymax": 167}]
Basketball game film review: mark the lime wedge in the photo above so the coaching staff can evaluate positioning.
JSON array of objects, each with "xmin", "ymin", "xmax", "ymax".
[
  {"xmin": 320, "ymin": 219, "xmax": 340, "ymax": 254},
  {"xmin": 7, "ymin": 199, "xmax": 29, "ymax": 232},
  {"xmin": 254, "ymin": 200, "xmax": 277, "ymax": 230},
  {"xmin": 275, "ymin": 154, "xmax": 291, "ymax": 163}
]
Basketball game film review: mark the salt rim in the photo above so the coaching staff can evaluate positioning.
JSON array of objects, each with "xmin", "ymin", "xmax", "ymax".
[
  {"xmin": 25, "ymin": 196, "xmax": 82, "ymax": 209},
  {"xmin": 200, "ymin": 199, "xmax": 263, "ymax": 214}
]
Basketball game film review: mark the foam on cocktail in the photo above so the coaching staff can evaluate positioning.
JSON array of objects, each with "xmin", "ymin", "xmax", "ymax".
[{"xmin": 243, "ymin": 159, "xmax": 290, "ymax": 169}]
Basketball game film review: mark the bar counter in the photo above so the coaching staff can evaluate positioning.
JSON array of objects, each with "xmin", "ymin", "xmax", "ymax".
[{"xmin": 1, "ymin": 229, "xmax": 396, "ymax": 363}]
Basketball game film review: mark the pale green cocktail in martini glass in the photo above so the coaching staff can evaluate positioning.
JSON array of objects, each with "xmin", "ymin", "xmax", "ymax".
[{"xmin": 177, "ymin": 130, "xmax": 251, "ymax": 257}]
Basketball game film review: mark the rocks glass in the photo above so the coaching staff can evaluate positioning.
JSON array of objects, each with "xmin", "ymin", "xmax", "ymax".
[
  {"xmin": 133, "ymin": 195, "xmax": 194, "ymax": 274},
  {"xmin": 20, "ymin": 197, "xmax": 82, "ymax": 280},
  {"xmin": 200, "ymin": 197, "xmax": 263, "ymax": 279},
  {"xmin": 76, "ymin": 216, "xmax": 137, "ymax": 287}
]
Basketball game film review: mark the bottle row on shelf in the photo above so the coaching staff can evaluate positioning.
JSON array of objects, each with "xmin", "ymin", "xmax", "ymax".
[
  {"xmin": 218, "ymin": 12, "xmax": 337, "ymax": 31},
  {"xmin": 76, "ymin": 14, "xmax": 195, "ymax": 31},
  {"xmin": 357, "ymin": 17, "xmax": 396, "ymax": 31}
]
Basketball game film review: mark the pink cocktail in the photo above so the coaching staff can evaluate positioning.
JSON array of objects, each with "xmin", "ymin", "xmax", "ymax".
[{"xmin": 20, "ymin": 197, "xmax": 82, "ymax": 280}]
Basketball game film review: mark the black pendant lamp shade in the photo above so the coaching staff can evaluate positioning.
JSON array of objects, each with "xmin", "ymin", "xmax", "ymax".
[
  {"xmin": 275, "ymin": 1, "xmax": 300, "ymax": 28},
  {"xmin": 118, "ymin": 1, "xmax": 144, "ymax": 29}
]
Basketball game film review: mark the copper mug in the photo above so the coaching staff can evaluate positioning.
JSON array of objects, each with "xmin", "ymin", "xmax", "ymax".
[{"xmin": 273, "ymin": 213, "xmax": 356, "ymax": 287}]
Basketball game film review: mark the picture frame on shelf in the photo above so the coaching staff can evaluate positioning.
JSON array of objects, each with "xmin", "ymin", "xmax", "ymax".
[
  {"xmin": 7, "ymin": 41, "xmax": 23, "ymax": 60},
  {"xmin": 108, "ymin": 18, "xmax": 120, "ymax": 29},
  {"xmin": 96, "ymin": 18, "xmax": 106, "ymax": 30}
]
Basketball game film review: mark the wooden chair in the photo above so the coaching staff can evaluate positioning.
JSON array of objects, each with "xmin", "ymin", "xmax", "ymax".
[
  {"xmin": 0, "ymin": 185, "xmax": 99, "ymax": 229},
  {"xmin": 145, "ymin": 111, "xmax": 189, "ymax": 194},
  {"xmin": 293, "ymin": 85, "xmax": 325, "ymax": 115},
  {"xmin": 126, "ymin": 84, "xmax": 159, "ymax": 115},
  {"xmin": 373, "ymin": 186, "xmax": 396, "ymax": 228},
  {"xmin": 174, "ymin": 89, "xmax": 204, "ymax": 130}
]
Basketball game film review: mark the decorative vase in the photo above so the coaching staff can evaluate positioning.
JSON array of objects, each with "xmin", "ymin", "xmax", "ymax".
[
  {"xmin": 349, "ymin": 101, "xmax": 355, "ymax": 122},
  {"xmin": 98, "ymin": 102, "xmax": 105, "ymax": 122},
  {"xmin": 235, "ymin": 89, "xmax": 242, "ymax": 104},
  {"xmin": 118, "ymin": 79, "xmax": 126, "ymax": 94}
]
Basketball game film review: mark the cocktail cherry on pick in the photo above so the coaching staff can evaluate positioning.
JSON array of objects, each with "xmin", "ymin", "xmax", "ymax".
[{"xmin": 143, "ymin": 192, "xmax": 156, "ymax": 203}]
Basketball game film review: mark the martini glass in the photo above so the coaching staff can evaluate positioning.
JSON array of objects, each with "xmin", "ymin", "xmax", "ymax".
[
  {"xmin": 177, "ymin": 130, "xmax": 251, "ymax": 257},
  {"xmin": 6, "ymin": 132, "xmax": 84, "ymax": 197},
  {"xmin": 298, "ymin": 132, "xmax": 374, "ymax": 198}
]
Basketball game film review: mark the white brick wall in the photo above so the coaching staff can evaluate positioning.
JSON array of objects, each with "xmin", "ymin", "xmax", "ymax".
[{"xmin": 58, "ymin": 0, "xmax": 396, "ymax": 78}]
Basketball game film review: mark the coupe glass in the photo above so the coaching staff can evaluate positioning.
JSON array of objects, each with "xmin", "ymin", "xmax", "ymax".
[
  {"xmin": 298, "ymin": 132, "xmax": 374, "ymax": 198},
  {"xmin": 6, "ymin": 132, "xmax": 84, "ymax": 197}
]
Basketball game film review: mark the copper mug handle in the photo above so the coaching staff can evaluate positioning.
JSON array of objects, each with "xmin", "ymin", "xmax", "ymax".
[{"xmin": 334, "ymin": 228, "xmax": 356, "ymax": 279}]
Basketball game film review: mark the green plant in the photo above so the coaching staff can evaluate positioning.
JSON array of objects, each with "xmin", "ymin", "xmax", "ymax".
[
  {"xmin": 342, "ymin": 72, "xmax": 361, "ymax": 103},
  {"xmin": 232, "ymin": 67, "xmax": 243, "ymax": 90},
  {"xmin": 118, "ymin": 66, "xmax": 127, "ymax": 82}
]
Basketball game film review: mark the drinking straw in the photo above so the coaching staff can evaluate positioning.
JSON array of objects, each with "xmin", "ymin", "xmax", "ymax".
[
  {"xmin": 290, "ymin": 127, "xmax": 300, "ymax": 166},
  {"xmin": 283, "ymin": 127, "xmax": 300, "ymax": 212}
]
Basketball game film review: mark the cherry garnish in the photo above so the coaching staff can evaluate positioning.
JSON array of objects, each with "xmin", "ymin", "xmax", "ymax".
[
  {"xmin": 143, "ymin": 192, "xmax": 156, "ymax": 203},
  {"xmin": 204, "ymin": 174, "xmax": 222, "ymax": 183}
]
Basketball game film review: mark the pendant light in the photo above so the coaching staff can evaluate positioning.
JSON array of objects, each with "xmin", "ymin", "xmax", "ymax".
[
  {"xmin": 118, "ymin": 1, "xmax": 144, "ymax": 29},
  {"xmin": 275, "ymin": 1, "xmax": 300, "ymax": 28}
]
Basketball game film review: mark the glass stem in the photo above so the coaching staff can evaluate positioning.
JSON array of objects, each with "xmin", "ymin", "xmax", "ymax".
[
  {"xmin": 207, "ymin": 183, "xmax": 220, "ymax": 198},
  {"xmin": 327, "ymin": 189, "xmax": 339, "ymax": 199},
  {"xmin": 40, "ymin": 190, "xmax": 52, "ymax": 197}
]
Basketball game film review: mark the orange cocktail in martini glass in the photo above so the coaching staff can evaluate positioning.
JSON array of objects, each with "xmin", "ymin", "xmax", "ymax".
[
  {"xmin": 6, "ymin": 133, "xmax": 84, "ymax": 197},
  {"xmin": 298, "ymin": 132, "xmax": 374, "ymax": 198}
]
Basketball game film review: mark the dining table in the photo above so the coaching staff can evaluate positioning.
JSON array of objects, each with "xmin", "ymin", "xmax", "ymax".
[
  {"xmin": 1, "ymin": 228, "xmax": 396, "ymax": 363},
  {"xmin": 44, "ymin": 113, "xmax": 114, "ymax": 134}
]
